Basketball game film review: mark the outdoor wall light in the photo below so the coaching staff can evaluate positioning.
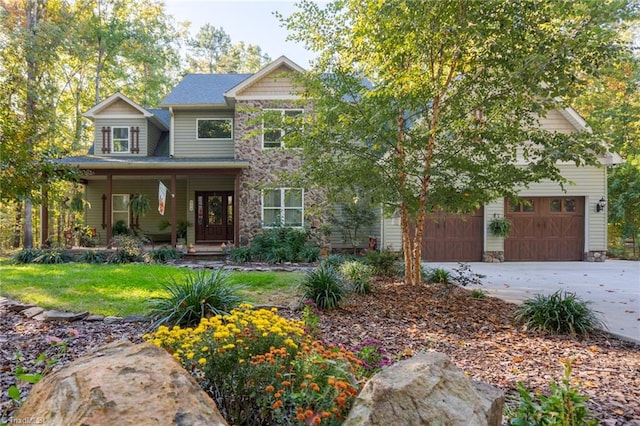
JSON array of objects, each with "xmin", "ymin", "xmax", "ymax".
[{"xmin": 596, "ymin": 197, "xmax": 606, "ymax": 213}]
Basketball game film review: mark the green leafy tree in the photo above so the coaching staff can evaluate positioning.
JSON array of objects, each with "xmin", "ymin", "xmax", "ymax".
[
  {"xmin": 281, "ymin": 0, "xmax": 636, "ymax": 284},
  {"xmin": 186, "ymin": 24, "xmax": 232, "ymax": 73},
  {"xmin": 185, "ymin": 24, "xmax": 271, "ymax": 73},
  {"xmin": 0, "ymin": 0, "xmax": 182, "ymax": 249},
  {"xmin": 573, "ymin": 25, "xmax": 640, "ymax": 255}
]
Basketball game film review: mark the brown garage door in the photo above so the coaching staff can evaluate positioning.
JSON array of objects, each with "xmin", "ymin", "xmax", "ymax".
[
  {"xmin": 421, "ymin": 209, "xmax": 484, "ymax": 262},
  {"xmin": 505, "ymin": 197, "xmax": 584, "ymax": 261}
]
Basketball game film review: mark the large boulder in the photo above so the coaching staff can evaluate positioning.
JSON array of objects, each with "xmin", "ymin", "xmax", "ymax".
[
  {"xmin": 15, "ymin": 341, "xmax": 228, "ymax": 426},
  {"xmin": 344, "ymin": 352, "xmax": 504, "ymax": 426}
]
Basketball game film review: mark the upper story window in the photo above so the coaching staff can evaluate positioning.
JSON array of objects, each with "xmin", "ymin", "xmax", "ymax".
[
  {"xmin": 112, "ymin": 127, "xmax": 130, "ymax": 153},
  {"xmin": 197, "ymin": 118, "xmax": 233, "ymax": 140},
  {"xmin": 262, "ymin": 188, "xmax": 304, "ymax": 227},
  {"xmin": 262, "ymin": 109, "xmax": 303, "ymax": 149}
]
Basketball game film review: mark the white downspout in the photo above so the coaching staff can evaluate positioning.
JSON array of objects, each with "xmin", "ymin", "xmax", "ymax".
[{"xmin": 169, "ymin": 107, "xmax": 175, "ymax": 157}]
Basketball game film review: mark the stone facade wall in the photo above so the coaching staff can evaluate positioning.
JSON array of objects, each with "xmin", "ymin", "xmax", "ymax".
[
  {"xmin": 234, "ymin": 100, "xmax": 330, "ymax": 247},
  {"xmin": 584, "ymin": 251, "xmax": 607, "ymax": 262},
  {"xmin": 482, "ymin": 251, "xmax": 504, "ymax": 263}
]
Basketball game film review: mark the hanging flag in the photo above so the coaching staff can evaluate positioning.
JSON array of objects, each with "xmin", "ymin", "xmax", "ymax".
[{"xmin": 158, "ymin": 181, "xmax": 167, "ymax": 215}]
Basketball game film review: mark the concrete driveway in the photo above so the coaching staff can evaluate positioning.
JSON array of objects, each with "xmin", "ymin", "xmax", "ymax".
[{"xmin": 423, "ymin": 260, "xmax": 640, "ymax": 343}]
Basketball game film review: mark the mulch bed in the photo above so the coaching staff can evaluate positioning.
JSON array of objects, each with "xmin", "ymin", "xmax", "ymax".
[{"xmin": 1, "ymin": 279, "xmax": 639, "ymax": 424}]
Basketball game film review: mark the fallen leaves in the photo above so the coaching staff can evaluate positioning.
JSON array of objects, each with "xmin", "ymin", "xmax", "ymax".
[{"xmin": 319, "ymin": 279, "xmax": 640, "ymax": 425}]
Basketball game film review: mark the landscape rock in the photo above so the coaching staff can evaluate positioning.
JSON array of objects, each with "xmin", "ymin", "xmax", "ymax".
[
  {"xmin": 43, "ymin": 310, "xmax": 89, "ymax": 322},
  {"xmin": 85, "ymin": 314, "xmax": 105, "ymax": 322},
  {"xmin": 123, "ymin": 314, "xmax": 150, "ymax": 323},
  {"xmin": 344, "ymin": 352, "xmax": 504, "ymax": 426},
  {"xmin": 20, "ymin": 307, "xmax": 44, "ymax": 318},
  {"xmin": 15, "ymin": 340, "xmax": 228, "ymax": 426},
  {"xmin": 4, "ymin": 300, "xmax": 37, "ymax": 312},
  {"xmin": 103, "ymin": 316, "xmax": 123, "ymax": 324}
]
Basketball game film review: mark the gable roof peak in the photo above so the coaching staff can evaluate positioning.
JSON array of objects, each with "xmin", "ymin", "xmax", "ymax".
[
  {"xmin": 224, "ymin": 55, "xmax": 305, "ymax": 99},
  {"xmin": 83, "ymin": 92, "xmax": 152, "ymax": 119}
]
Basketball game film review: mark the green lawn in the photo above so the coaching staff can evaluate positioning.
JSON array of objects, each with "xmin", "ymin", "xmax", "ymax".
[{"xmin": 0, "ymin": 263, "xmax": 304, "ymax": 316}]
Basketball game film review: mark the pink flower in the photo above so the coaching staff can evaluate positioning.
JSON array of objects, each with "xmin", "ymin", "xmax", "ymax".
[
  {"xmin": 46, "ymin": 336, "xmax": 63, "ymax": 345},
  {"xmin": 66, "ymin": 328, "xmax": 80, "ymax": 338}
]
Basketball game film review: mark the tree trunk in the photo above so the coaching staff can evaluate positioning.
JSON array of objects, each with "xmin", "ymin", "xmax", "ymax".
[
  {"xmin": 13, "ymin": 203, "xmax": 23, "ymax": 248},
  {"xmin": 23, "ymin": 199, "xmax": 33, "ymax": 249}
]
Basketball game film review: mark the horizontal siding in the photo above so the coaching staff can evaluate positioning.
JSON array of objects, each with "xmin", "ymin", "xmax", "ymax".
[
  {"xmin": 485, "ymin": 201, "xmax": 504, "ymax": 252},
  {"xmin": 239, "ymin": 65, "xmax": 298, "ymax": 97},
  {"xmin": 101, "ymin": 99, "xmax": 141, "ymax": 115},
  {"xmin": 538, "ymin": 109, "xmax": 576, "ymax": 134},
  {"xmin": 84, "ymin": 178, "xmax": 188, "ymax": 245},
  {"xmin": 173, "ymin": 110, "xmax": 234, "ymax": 158},
  {"xmin": 93, "ymin": 118, "xmax": 148, "ymax": 156},
  {"xmin": 381, "ymin": 217, "xmax": 403, "ymax": 252}
]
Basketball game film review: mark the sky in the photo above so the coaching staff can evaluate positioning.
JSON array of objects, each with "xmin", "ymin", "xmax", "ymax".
[{"xmin": 163, "ymin": 0, "xmax": 319, "ymax": 68}]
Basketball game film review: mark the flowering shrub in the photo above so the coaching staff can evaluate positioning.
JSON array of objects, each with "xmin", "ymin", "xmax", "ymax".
[{"xmin": 145, "ymin": 304, "xmax": 366, "ymax": 425}]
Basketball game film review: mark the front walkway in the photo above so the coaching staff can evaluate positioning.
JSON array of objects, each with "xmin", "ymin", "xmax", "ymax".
[{"xmin": 424, "ymin": 260, "xmax": 640, "ymax": 343}]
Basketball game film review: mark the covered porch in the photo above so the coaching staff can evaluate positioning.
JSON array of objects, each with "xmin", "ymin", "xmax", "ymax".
[{"xmin": 46, "ymin": 157, "xmax": 248, "ymax": 248}]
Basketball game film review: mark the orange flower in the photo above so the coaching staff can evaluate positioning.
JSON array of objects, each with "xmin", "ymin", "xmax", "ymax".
[
  {"xmin": 312, "ymin": 416, "xmax": 321, "ymax": 424},
  {"xmin": 305, "ymin": 374, "xmax": 313, "ymax": 380},
  {"xmin": 304, "ymin": 409, "xmax": 314, "ymax": 418},
  {"xmin": 265, "ymin": 385, "xmax": 275, "ymax": 393},
  {"xmin": 310, "ymin": 382, "xmax": 320, "ymax": 392},
  {"xmin": 274, "ymin": 391, "xmax": 283, "ymax": 399},
  {"xmin": 321, "ymin": 411, "xmax": 331, "ymax": 418},
  {"xmin": 300, "ymin": 382, "xmax": 308, "ymax": 389},
  {"xmin": 296, "ymin": 413, "xmax": 305, "ymax": 421},
  {"xmin": 281, "ymin": 380, "xmax": 291, "ymax": 387},
  {"xmin": 327, "ymin": 377, "xmax": 336, "ymax": 386},
  {"xmin": 273, "ymin": 400, "xmax": 283, "ymax": 409},
  {"xmin": 336, "ymin": 396, "xmax": 346, "ymax": 406}
]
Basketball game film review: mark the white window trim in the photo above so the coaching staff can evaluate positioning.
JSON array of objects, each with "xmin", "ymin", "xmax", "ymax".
[
  {"xmin": 261, "ymin": 188, "xmax": 305, "ymax": 228},
  {"xmin": 112, "ymin": 126, "xmax": 130, "ymax": 153},
  {"xmin": 196, "ymin": 118, "xmax": 233, "ymax": 140},
  {"xmin": 112, "ymin": 194, "xmax": 130, "ymax": 227},
  {"xmin": 262, "ymin": 108, "xmax": 304, "ymax": 149}
]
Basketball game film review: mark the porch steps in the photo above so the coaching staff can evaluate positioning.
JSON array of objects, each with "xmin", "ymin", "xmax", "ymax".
[{"xmin": 182, "ymin": 247, "xmax": 228, "ymax": 261}]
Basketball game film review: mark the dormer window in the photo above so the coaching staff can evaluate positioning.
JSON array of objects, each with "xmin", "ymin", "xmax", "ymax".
[
  {"xmin": 262, "ymin": 109, "xmax": 303, "ymax": 149},
  {"xmin": 112, "ymin": 127, "xmax": 130, "ymax": 153},
  {"xmin": 197, "ymin": 118, "xmax": 233, "ymax": 140}
]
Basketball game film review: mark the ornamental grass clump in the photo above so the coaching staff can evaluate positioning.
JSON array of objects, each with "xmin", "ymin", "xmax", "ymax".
[
  {"xmin": 515, "ymin": 290, "xmax": 606, "ymax": 336},
  {"xmin": 300, "ymin": 264, "xmax": 346, "ymax": 309},
  {"xmin": 147, "ymin": 268, "xmax": 243, "ymax": 328},
  {"xmin": 145, "ymin": 304, "xmax": 365, "ymax": 425}
]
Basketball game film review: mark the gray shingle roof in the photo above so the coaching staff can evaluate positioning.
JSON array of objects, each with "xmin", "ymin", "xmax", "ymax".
[
  {"xmin": 160, "ymin": 74, "xmax": 252, "ymax": 106},
  {"xmin": 148, "ymin": 108, "xmax": 170, "ymax": 128}
]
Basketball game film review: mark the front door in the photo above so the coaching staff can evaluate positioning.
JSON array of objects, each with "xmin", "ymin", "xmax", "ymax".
[{"xmin": 195, "ymin": 191, "xmax": 234, "ymax": 243}]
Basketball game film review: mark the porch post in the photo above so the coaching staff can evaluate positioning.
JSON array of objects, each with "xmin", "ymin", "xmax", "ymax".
[
  {"xmin": 40, "ymin": 186, "xmax": 48, "ymax": 247},
  {"xmin": 171, "ymin": 173, "xmax": 177, "ymax": 246},
  {"xmin": 106, "ymin": 174, "xmax": 113, "ymax": 244}
]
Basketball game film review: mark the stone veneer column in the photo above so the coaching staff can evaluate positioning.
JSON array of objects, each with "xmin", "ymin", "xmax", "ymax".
[{"xmin": 234, "ymin": 100, "xmax": 331, "ymax": 247}]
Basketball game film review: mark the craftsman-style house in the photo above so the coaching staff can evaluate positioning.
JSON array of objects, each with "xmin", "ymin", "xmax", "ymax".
[{"xmin": 58, "ymin": 56, "xmax": 620, "ymax": 262}]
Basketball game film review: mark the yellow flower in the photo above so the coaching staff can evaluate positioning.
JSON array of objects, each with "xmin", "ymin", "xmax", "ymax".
[
  {"xmin": 198, "ymin": 358, "xmax": 207, "ymax": 365},
  {"xmin": 201, "ymin": 346, "xmax": 209, "ymax": 352}
]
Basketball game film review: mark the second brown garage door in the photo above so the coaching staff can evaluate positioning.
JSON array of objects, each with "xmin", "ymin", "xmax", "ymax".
[
  {"xmin": 505, "ymin": 197, "xmax": 585, "ymax": 261},
  {"xmin": 421, "ymin": 209, "xmax": 484, "ymax": 262}
]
